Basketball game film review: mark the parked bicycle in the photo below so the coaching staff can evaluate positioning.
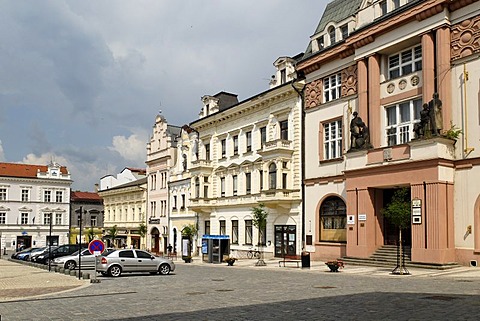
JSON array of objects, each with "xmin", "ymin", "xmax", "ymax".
[{"xmin": 247, "ymin": 247, "xmax": 261, "ymax": 259}]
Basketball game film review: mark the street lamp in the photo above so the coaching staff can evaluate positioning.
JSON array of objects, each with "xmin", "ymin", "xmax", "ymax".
[{"xmin": 76, "ymin": 206, "xmax": 87, "ymax": 280}]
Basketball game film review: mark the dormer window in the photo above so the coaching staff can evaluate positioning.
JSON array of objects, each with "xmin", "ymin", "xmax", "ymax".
[
  {"xmin": 340, "ymin": 25, "xmax": 348, "ymax": 40},
  {"xmin": 379, "ymin": 0, "xmax": 387, "ymax": 15},
  {"xmin": 280, "ymin": 69, "xmax": 286, "ymax": 84},
  {"xmin": 317, "ymin": 35, "xmax": 324, "ymax": 49},
  {"xmin": 328, "ymin": 26, "xmax": 336, "ymax": 45}
]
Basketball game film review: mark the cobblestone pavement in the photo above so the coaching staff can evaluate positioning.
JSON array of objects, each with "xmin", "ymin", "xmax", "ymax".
[{"xmin": 1, "ymin": 257, "xmax": 480, "ymax": 320}]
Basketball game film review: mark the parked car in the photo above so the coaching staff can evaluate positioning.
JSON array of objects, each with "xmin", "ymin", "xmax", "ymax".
[
  {"xmin": 17, "ymin": 247, "xmax": 46, "ymax": 261},
  {"xmin": 11, "ymin": 247, "xmax": 38, "ymax": 260},
  {"xmin": 35, "ymin": 244, "xmax": 88, "ymax": 265},
  {"xmin": 52, "ymin": 248, "xmax": 115, "ymax": 270},
  {"xmin": 96, "ymin": 249, "xmax": 175, "ymax": 277},
  {"xmin": 30, "ymin": 246, "xmax": 58, "ymax": 262}
]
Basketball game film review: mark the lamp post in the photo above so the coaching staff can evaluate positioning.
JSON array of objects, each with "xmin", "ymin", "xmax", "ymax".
[
  {"xmin": 48, "ymin": 213, "xmax": 52, "ymax": 271},
  {"xmin": 77, "ymin": 206, "xmax": 86, "ymax": 280}
]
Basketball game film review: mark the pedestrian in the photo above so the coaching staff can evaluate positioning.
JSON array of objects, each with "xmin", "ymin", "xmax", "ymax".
[{"xmin": 167, "ymin": 244, "xmax": 173, "ymax": 254}]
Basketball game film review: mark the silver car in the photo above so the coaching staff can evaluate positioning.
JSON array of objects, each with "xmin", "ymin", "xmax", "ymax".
[
  {"xmin": 52, "ymin": 248, "xmax": 115, "ymax": 270},
  {"xmin": 96, "ymin": 249, "xmax": 175, "ymax": 277}
]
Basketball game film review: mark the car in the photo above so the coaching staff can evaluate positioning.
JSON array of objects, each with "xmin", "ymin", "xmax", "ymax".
[
  {"xmin": 17, "ymin": 247, "xmax": 46, "ymax": 261},
  {"xmin": 96, "ymin": 249, "xmax": 175, "ymax": 277},
  {"xmin": 30, "ymin": 246, "xmax": 58, "ymax": 262},
  {"xmin": 11, "ymin": 247, "xmax": 37, "ymax": 260},
  {"xmin": 35, "ymin": 244, "xmax": 88, "ymax": 265},
  {"xmin": 52, "ymin": 248, "xmax": 115, "ymax": 270}
]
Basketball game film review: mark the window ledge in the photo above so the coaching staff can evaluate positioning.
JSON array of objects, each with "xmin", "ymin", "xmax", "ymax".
[{"xmin": 319, "ymin": 157, "xmax": 344, "ymax": 165}]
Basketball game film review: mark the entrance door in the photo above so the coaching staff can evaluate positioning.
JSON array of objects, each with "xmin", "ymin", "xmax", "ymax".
[
  {"xmin": 150, "ymin": 228, "xmax": 160, "ymax": 254},
  {"xmin": 16, "ymin": 236, "xmax": 32, "ymax": 251},
  {"xmin": 382, "ymin": 188, "xmax": 411, "ymax": 246},
  {"xmin": 274, "ymin": 225, "xmax": 296, "ymax": 257}
]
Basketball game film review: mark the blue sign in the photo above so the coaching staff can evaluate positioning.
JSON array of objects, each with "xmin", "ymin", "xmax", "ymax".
[
  {"xmin": 88, "ymin": 240, "xmax": 105, "ymax": 255},
  {"xmin": 202, "ymin": 234, "xmax": 230, "ymax": 239}
]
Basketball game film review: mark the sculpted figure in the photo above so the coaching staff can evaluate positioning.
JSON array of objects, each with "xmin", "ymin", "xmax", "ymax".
[
  {"xmin": 428, "ymin": 93, "xmax": 442, "ymax": 136},
  {"xmin": 350, "ymin": 112, "xmax": 372, "ymax": 150}
]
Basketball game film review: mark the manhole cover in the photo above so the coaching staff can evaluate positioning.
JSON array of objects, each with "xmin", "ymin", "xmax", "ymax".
[
  {"xmin": 313, "ymin": 286, "xmax": 337, "ymax": 289},
  {"xmin": 424, "ymin": 296, "xmax": 458, "ymax": 301}
]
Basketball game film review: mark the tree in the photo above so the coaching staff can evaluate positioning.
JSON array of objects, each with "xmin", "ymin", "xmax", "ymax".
[
  {"xmin": 252, "ymin": 203, "xmax": 268, "ymax": 266},
  {"xmin": 181, "ymin": 224, "xmax": 198, "ymax": 262},
  {"xmin": 107, "ymin": 225, "xmax": 118, "ymax": 248},
  {"xmin": 86, "ymin": 227, "xmax": 95, "ymax": 243},
  {"xmin": 381, "ymin": 188, "xmax": 411, "ymax": 275},
  {"xmin": 138, "ymin": 223, "xmax": 147, "ymax": 250}
]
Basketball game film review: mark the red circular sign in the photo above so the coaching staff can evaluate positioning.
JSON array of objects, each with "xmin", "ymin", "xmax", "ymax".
[{"xmin": 88, "ymin": 240, "xmax": 105, "ymax": 254}]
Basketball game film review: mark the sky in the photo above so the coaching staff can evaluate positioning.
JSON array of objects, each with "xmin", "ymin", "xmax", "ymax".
[{"xmin": 0, "ymin": 0, "xmax": 328, "ymax": 191}]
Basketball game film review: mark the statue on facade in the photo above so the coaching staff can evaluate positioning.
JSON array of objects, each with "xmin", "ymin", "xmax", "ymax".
[
  {"xmin": 349, "ymin": 112, "xmax": 372, "ymax": 150},
  {"xmin": 428, "ymin": 93, "xmax": 443, "ymax": 136},
  {"xmin": 414, "ymin": 103, "xmax": 431, "ymax": 139}
]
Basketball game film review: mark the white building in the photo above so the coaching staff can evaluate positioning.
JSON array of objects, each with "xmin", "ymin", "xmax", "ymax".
[
  {"xmin": 189, "ymin": 56, "xmax": 304, "ymax": 258},
  {"xmin": 0, "ymin": 161, "xmax": 71, "ymax": 253}
]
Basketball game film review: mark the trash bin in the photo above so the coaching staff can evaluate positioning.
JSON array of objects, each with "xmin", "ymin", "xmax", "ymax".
[{"xmin": 301, "ymin": 251, "xmax": 310, "ymax": 268}]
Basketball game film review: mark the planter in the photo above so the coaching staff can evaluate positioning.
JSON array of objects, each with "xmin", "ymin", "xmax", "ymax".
[
  {"xmin": 182, "ymin": 256, "xmax": 192, "ymax": 263},
  {"xmin": 325, "ymin": 260, "xmax": 344, "ymax": 272},
  {"xmin": 225, "ymin": 259, "xmax": 236, "ymax": 266},
  {"xmin": 327, "ymin": 264, "xmax": 340, "ymax": 272}
]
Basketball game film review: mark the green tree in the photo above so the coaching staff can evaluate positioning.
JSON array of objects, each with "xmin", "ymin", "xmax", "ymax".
[
  {"xmin": 252, "ymin": 203, "xmax": 269, "ymax": 266},
  {"xmin": 107, "ymin": 225, "xmax": 118, "ymax": 248},
  {"xmin": 381, "ymin": 188, "xmax": 411, "ymax": 275},
  {"xmin": 139, "ymin": 223, "xmax": 147, "ymax": 250},
  {"xmin": 86, "ymin": 227, "xmax": 95, "ymax": 242},
  {"xmin": 181, "ymin": 224, "xmax": 198, "ymax": 262}
]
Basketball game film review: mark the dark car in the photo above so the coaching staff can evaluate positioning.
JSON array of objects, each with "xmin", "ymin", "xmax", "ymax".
[{"xmin": 35, "ymin": 244, "xmax": 88, "ymax": 265}]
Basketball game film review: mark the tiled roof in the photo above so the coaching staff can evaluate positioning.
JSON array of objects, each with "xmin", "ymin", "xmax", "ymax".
[
  {"xmin": 315, "ymin": 0, "xmax": 362, "ymax": 33},
  {"xmin": 0, "ymin": 162, "xmax": 68, "ymax": 178},
  {"xmin": 71, "ymin": 191, "xmax": 102, "ymax": 202}
]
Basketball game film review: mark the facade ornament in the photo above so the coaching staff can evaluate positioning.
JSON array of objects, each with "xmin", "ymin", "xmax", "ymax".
[{"xmin": 349, "ymin": 112, "xmax": 372, "ymax": 151}]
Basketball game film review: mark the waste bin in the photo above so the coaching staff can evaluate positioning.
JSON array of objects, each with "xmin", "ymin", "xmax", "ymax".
[{"xmin": 301, "ymin": 251, "xmax": 310, "ymax": 268}]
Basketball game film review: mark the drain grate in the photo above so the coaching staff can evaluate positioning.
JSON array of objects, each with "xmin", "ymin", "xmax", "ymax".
[
  {"xmin": 211, "ymin": 279, "xmax": 224, "ymax": 282},
  {"xmin": 215, "ymin": 289, "xmax": 234, "ymax": 292},
  {"xmin": 313, "ymin": 286, "xmax": 337, "ymax": 289},
  {"xmin": 186, "ymin": 291, "xmax": 206, "ymax": 296}
]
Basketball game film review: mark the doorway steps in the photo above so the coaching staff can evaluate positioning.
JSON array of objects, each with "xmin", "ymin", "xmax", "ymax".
[{"xmin": 340, "ymin": 245, "xmax": 461, "ymax": 270}]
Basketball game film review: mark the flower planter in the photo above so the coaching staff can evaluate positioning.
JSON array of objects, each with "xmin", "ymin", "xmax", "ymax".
[
  {"xmin": 325, "ymin": 260, "xmax": 344, "ymax": 272},
  {"xmin": 327, "ymin": 264, "xmax": 340, "ymax": 272}
]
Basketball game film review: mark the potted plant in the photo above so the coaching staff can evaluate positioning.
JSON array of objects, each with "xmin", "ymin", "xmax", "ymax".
[
  {"xmin": 223, "ymin": 256, "xmax": 236, "ymax": 266},
  {"xmin": 181, "ymin": 224, "xmax": 198, "ymax": 263},
  {"xmin": 325, "ymin": 260, "xmax": 344, "ymax": 272}
]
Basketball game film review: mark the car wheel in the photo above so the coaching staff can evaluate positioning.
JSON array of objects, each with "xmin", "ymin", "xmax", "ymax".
[
  {"xmin": 65, "ymin": 261, "xmax": 76, "ymax": 270},
  {"xmin": 108, "ymin": 265, "xmax": 122, "ymax": 277},
  {"xmin": 158, "ymin": 263, "xmax": 171, "ymax": 275}
]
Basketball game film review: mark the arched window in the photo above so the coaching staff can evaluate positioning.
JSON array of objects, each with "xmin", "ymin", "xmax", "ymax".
[
  {"xmin": 319, "ymin": 196, "xmax": 346, "ymax": 242},
  {"xmin": 269, "ymin": 163, "xmax": 277, "ymax": 189},
  {"xmin": 328, "ymin": 26, "xmax": 336, "ymax": 45}
]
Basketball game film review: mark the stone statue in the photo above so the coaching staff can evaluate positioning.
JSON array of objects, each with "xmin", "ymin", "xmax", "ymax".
[
  {"xmin": 414, "ymin": 103, "xmax": 431, "ymax": 139},
  {"xmin": 428, "ymin": 93, "xmax": 442, "ymax": 136},
  {"xmin": 350, "ymin": 112, "xmax": 372, "ymax": 150}
]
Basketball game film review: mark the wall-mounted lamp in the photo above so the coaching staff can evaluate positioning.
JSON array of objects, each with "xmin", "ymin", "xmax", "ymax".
[{"xmin": 463, "ymin": 225, "xmax": 472, "ymax": 240}]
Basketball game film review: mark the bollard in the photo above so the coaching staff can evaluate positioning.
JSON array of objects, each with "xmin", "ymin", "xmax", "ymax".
[{"xmin": 65, "ymin": 269, "xmax": 71, "ymax": 275}]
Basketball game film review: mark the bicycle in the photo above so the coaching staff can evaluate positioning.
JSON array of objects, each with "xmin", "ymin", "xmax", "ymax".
[{"xmin": 247, "ymin": 247, "xmax": 260, "ymax": 259}]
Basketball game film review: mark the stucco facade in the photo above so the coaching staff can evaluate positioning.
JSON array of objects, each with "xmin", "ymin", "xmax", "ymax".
[{"xmin": 298, "ymin": 0, "xmax": 480, "ymax": 266}]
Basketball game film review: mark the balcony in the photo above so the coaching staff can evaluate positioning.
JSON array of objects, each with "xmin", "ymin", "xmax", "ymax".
[
  {"xmin": 257, "ymin": 139, "xmax": 294, "ymax": 159},
  {"xmin": 189, "ymin": 159, "xmax": 213, "ymax": 175}
]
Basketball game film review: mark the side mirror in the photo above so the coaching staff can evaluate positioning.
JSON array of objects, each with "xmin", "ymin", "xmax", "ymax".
[{"xmin": 151, "ymin": 256, "xmax": 155, "ymax": 260}]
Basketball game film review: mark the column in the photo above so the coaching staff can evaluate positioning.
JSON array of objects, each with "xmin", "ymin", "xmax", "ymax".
[
  {"xmin": 421, "ymin": 32, "xmax": 435, "ymax": 103},
  {"xmin": 368, "ymin": 54, "xmax": 381, "ymax": 147},
  {"xmin": 435, "ymin": 26, "xmax": 451, "ymax": 132},
  {"xmin": 357, "ymin": 59, "xmax": 368, "ymax": 122}
]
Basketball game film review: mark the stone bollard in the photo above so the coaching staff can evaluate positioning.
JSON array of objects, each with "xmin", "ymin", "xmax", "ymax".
[
  {"xmin": 82, "ymin": 272, "xmax": 90, "ymax": 280},
  {"xmin": 59, "ymin": 267, "xmax": 65, "ymax": 274},
  {"xmin": 70, "ymin": 270, "xmax": 76, "ymax": 276},
  {"xmin": 65, "ymin": 269, "xmax": 71, "ymax": 275}
]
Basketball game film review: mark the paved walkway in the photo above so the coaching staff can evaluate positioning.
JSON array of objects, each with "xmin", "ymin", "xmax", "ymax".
[{"xmin": 1, "ymin": 255, "xmax": 480, "ymax": 303}]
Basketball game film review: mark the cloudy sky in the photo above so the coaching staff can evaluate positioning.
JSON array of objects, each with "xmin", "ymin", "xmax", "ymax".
[{"xmin": 0, "ymin": 0, "xmax": 327, "ymax": 191}]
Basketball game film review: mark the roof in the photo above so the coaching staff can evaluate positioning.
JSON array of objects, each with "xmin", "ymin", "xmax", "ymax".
[
  {"xmin": 71, "ymin": 191, "xmax": 102, "ymax": 202},
  {"xmin": 0, "ymin": 162, "xmax": 68, "ymax": 179},
  {"xmin": 100, "ymin": 177, "xmax": 148, "ymax": 192},
  {"xmin": 124, "ymin": 167, "xmax": 146, "ymax": 175}
]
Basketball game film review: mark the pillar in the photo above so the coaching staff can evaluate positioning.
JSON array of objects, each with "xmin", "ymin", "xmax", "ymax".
[
  {"xmin": 368, "ymin": 54, "xmax": 381, "ymax": 147},
  {"xmin": 421, "ymin": 32, "xmax": 435, "ymax": 103},
  {"xmin": 435, "ymin": 26, "xmax": 452, "ymax": 132}
]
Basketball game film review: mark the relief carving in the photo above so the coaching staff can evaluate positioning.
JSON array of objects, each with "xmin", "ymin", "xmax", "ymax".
[
  {"xmin": 451, "ymin": 16, "xmax": 480, "ymax": 60},
  {"xmin": 304, "ymin": 79, "xmax": 323, "ymax": 109},
  {"xmin": 342, "ymin": 64, "xmax": 358, "ymax": 97}
]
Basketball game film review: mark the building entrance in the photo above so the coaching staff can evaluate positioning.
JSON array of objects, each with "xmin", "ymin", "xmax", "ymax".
[
  {"xmin": 274, "ymin": 225, "xmax": 296, "ymax": 257},
  {"xmin": 382, "ymin": 188, "xmax": 411, "ymax": 246}
]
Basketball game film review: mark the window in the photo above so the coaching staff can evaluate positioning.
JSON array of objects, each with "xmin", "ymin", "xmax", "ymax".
[
  {"xmin": 205, "ymin": 220, "xmax": 210, "ymax": 235},
  {"xmin": 21, "ymin": 213, "xmax": 28, "ymax": 225},
  {"xmin": 340, "ymin": 24, "xmax": 348, "ymax": 40},
  {"xmin": 221, "ymin": 139, "xmax": 226, "ymax": 158},
  {"xmin": 44, "ymin": 190, "xmax": 51, "ymax": 202},
  {"xmin": 328, "ymin": 26, "xmax": 336, "ymax": 45},
  {"xmin": 233, "ymin": 175, "xmax": 238, "ymax": 196},
  {"xmin": 43, "ymin": 213, "xmax": 52, "ymax": 225},
  {"xmin": 246, "ymin": 131, "xmax": 252, "ymax": 152},
  {"xmin": 388, "ymin": 45, "xmax": 422, "ymax": 79},
  {"xmin": 280, "ymin": 69, "xmax": 286, "ymax": 84},
  {"xmin": 260, "ymin": 127, "xmax": 267, "ymax": 148},
  {"xmin": 282, "ymin": 173, "xmax": 288, "ymax": 189},
  {"xmin": 259, "ymin": 170, "xmax": 263, "ymax": 191},
  {"xmin": 0, "ymin": 188, "xmax": 7, "ymax": 201},
  {"xmin": 136, "ymin": 250, "xmax": 151, "ymax": 259},
  {"xmin": 323, "ymin": 73, "xmax": 342, "ymax": 103},
  {"xmin": 221, "ymin": 177, "xmax": 226, "ymax": 197},
  {"xmin": 324, "ymin": 120, "xmax": 343, "ymax": 160},
  {"xmin": 245, "ymin": 173, "xmax": 251, "ymax": 194},
  {"xmin": 181, "ymin": 194, "xmax": 186, "ymax": 210},
  {"xmin": 393, "ymin": 0, "xmax": 400, "ymax": 9},
  {"xmin": 317, "ymin": 35, "xmax": 324, "ymax": 49},
  {"xmin": 0, "ymin": 212, "xmax": 5, "ymax": 224},
  {"xmin": 269, "ymin": 163, "xmax": 277, "ymax": 189},
  {"xmin": 91, "ymin": 216, "xmax": 97, "ymax": 226},
  {"xmin": 233, "ymin": 135, "xmax": 238, "ymax": 155},
  {"xmin": 21, "ymin": 189, "xmax": 29, "ymax": 202},
  {"xmin": 385, "ymin": 98, "xmax": 422, "ymax": 146},
  {"xmin": 245, "ymin": 220, "xmax": 253, "ymax": 245},
  {"xmin": 379, "ymin": 0, "xmax": 387, "ymax": 15},
  {"xmin": 280, "ymin": 120, "xmax": 288, "ymax": 140},
  {"xmin": 220, "ymin": 220, "xmax": 226, "ymax": 235},
  {"xmin": 119, "ymin": 250, "xmax": 134, "ymax": 258},
  {"xmin": 195, "ymin": 177, "xmax": 200, "ymax": 198},
  {"xmin": 320, "ymin": 196, "xmax": 347, "ymax": 242},
  {"xmin": 232, "ymin": 220, "xmax": 238, "ymax": 244},
  {"xmin": 205, "ymin": 143, "xmax": 210, "ymax": 161},
  {"xmin": 56, "ymin": 213, "xmax": 62, "ymax": 225},
  {"xmin": 204, "ymin": 185, "xmax": 209, "ymax": 199},
  {"xmin": 173, "ymin": 196, "xmax": 177, "ymax": 210},
  {"xmin": 56, "ymin": 191, "xmax": 63, "ymax": 203}
]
